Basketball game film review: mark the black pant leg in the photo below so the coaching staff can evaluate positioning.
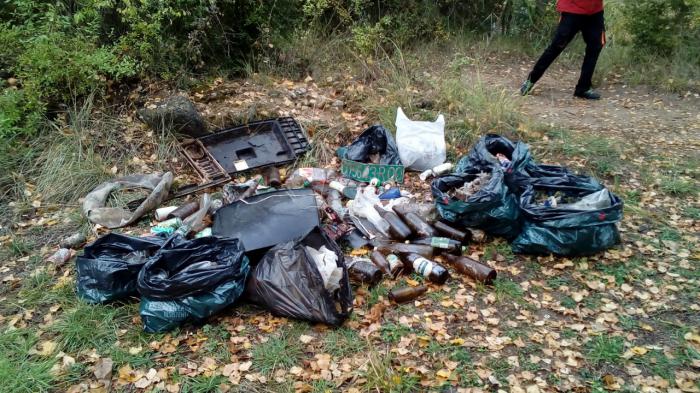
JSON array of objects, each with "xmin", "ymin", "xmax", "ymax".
[
  {"xmin": 576, "ymin": 11, "xmax": 606, "ymax": 94},
  {"xmin": 529, "ymin": 13, "xmax": 581, "ymax": 84}
]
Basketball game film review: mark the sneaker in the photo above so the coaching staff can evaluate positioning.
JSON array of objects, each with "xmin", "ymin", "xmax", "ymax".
[
  {"xmin": 520, "ymin": 79, "xmax": 535, "ymax": 96},
  {"xmin": 574, "ymin": 89, "xmax": 601, "ymax": 100}
]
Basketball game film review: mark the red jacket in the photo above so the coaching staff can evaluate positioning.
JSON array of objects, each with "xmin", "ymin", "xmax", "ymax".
[{"xmin": 557, "ymin": 0, "xmax": 604, "ymax": 15}]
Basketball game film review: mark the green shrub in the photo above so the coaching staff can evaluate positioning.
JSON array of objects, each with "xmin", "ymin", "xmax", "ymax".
[{"xmin": 622, "ymin": 0, "xmax": 700, "ymax": 58}]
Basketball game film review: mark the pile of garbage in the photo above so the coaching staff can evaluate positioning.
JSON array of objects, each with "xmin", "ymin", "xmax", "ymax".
[{"xmin": 67, "ymin": 112, "xmax": 622, "ymax": 332}]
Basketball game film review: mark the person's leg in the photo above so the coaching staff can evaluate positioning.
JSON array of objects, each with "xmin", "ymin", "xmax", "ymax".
[
  {"xmin": 575, "ymin": 11, "xmax": 605, "ymax": 96},
  {"xmin": 526, "ymin": 13, "xmax": 581, "ymax": 86}
]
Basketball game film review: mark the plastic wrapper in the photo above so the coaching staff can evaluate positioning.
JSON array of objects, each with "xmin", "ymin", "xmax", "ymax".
[
  {"xmin": 511, "ymin": 176, "xmax": 623, "ymax": 256},
  {"xmin": 244, "ymin": 227, "xmax": 353, "ymax": 326},
  {"xmin": 137, "ymin": 236, "xmax": 249, "ymax": 333},
  {"xmin": 76, "ymin": 233, "xmax": 165, "ymax": 304},
  {"xmin": 431, "ymin": 167, "xmax": 521, "ymax": 239}
]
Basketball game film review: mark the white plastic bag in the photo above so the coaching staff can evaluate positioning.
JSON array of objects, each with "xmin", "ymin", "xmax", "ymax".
[{"xmin": 395, "ymin": 107, "xmax": 446, "ymax": 171}]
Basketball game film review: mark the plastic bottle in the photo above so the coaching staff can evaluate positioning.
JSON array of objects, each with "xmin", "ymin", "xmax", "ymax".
[
  {"xmin": 443, "ymin": 254, "xmax": 496, "ymax": 284},
  {"xmin": 404, "ymin": 253, "xmax": 450, "ymax": 284},
  {"xmin": 326, "ymin": 189, "xmax": 347, "ymax": 217},
  {"xmin": 373, "ymin": 205, "xmax": 412, "ymax": 241},
  {"xmin": 329, "ymin": 180, "xmax": 357, "ymax": 199},
  {"xmin": 286, "ymin": 168, "xmax": 336, "ymax": 186},
  {"xmin": 389, "ymin": 285, "xmax": 427, "ymax": 303},
  {"xmin": 419, "ymin": 163, "xmax": 453, "ymax": 181}
]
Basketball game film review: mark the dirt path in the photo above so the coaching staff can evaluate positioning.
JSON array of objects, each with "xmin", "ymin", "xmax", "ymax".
[{"xmin": 480, "ymin": 59, "xmax": 700, "ymax": 159}]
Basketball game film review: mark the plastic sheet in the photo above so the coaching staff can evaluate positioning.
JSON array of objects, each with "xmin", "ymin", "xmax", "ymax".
[
  {"xmin": 83, "ymin": 172, "xmax": 173, "ymax": 228},
  {"xmin": 212, "ymin": 188, "xmax": 319, "ymax": 254},
  {"xmin": 244, "ymin": 227, "xmax": 353, "ymax": 326},
  {"xmin": 511, "ymin": 176, "xmax": 623, "ymax": 255},
  {"xmin": 137, "ymin": 236, "xmax": 249, "ymax": 332},
  {"xmin": 336, "ymin": 125, "xmax": 402, "ymax": 165},
  {"xmin": 431, "ymin": 167, "xmax": 521, "ymax": 239},
  {"xmin": 76, "ymin": 233, "xmax": 166, "ymax": 304}
]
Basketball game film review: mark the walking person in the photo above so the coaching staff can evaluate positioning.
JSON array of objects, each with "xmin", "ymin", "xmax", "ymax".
[{"xmin": 520, "ymin": 0, "xmax": 606, "ymax": 100}]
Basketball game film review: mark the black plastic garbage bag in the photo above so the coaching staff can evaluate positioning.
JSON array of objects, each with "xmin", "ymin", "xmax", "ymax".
[
  {"xmin": 455, "ymin": 134, "xmax": 534, "ymax": 193},
  {"xmin": 76, "ymin": 233, "xmax": 165, "ymax": 304},
  {"xmin": 244, "ymin": 227, "xmax": 353, "ymax": 326},
  {"xmin": 336, "ymin": 125, "xmax": 402, "ymax": 165},
  {"xmin": 432, "ymin": 167, "xmax": 521, "ymax": 239},
  {"xmin": 137, "ymin": 236, "xmax": 249, "ymax": 333},
  {"xmin": 511, "ymin": 177, "xmax": 623, "ymax": 256}
]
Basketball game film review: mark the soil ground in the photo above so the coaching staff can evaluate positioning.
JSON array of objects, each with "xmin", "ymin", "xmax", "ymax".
[{"xmin": 1, "ymin": 51, "xmax": 698, "ymax": 393}]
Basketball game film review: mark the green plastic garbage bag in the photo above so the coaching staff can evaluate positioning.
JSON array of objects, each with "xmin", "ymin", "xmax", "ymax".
[
  {"xmin": 511, "ymin": 176, "xmax": 623, "ymax": 256},
  {"xmin": 431, "ymin": 167, "xmax": 521, "ymax": 239},
  {"xmin": 76, "ymin": 233, "xmax": 165, "ymax": 304},
  {"xmin": 137, "ymin": 236, "xmax": 249, "ymax": 333}
]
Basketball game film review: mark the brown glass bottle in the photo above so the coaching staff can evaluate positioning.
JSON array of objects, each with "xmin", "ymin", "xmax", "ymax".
[
  {"xmin": 404, "ymin": 253, "xmax": 450, "ymax": 284},
  {"xmin": 369, "ymin": 250, "xmax": 392, "ymax": 276},
  {"xmin": 388, "ymin": 285, "xmax": 427, "ymax": 303},
  {"xmin": 433, "ymin": 221, "xmax": 469, "ymax": 242},
  {"xmin": 168, "ymin": 201, "xmax": 199, "ymax": 220},
  {"xmin": 347, "ymin": 259, "xmax": 383, "ymax": 287},
  {"xmin": 385, "ymin": 253, "xmax": 403, "ymax": 276},
  {"xmin": 410, "ymin": 237, "xmax": 461, "ymax": 254},
  {"xmin": 392, "ymin": 207, "xmax": 437, "ymax": 238},
  {"xmin": 264, "ymin": 166, "xmax": 281, "ymax": 188},
  {"xmin": 373, "ymin": 241, "xmax": 434, "ymax": 259},
  {"xmin": 373, "ymin": 205, "xmax": 412, "ymax": 241},
  {"xmin": 443, "ymin": 254, "xmax": 496, "ymax": 284}
]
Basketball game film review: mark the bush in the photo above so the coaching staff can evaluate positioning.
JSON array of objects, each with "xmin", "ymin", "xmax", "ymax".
[{"xmin": 622, "ymin": 0, "xmax": 699, "ymax": 57}]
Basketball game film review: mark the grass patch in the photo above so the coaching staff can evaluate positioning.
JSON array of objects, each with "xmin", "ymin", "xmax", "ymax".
[
  {"xmin": 0, "ymin": 329, "xmax": 56, "ymax": 393},
  {"xmin": 659, "ymin": 175, "xmax": 698, "ymax": 197},
  {"xmin": 485, "ymin": 357, "xmax": 512, "ymax": 383},
  {"xmin": 310, "ymin": 379, "xmax": 336, "ymax": 393},
  {"xmin": 367, "ymin": 283, "xmax": 389, "ymax": 308},
  {"xmin": 178, "ymin": 374, "xmax": 226, "ymax": 393},
  {"xmin": 379, "ymin": 323, "xmax": 413, "ymax": 344},
  {"xmin": 252, "ymin": 330, "xmax": 303, "ymax": 375},
  {"xmin": 493, "ymin": 278, "xmax": 524, "ymax": 303},
  {"xmin": 323, "ymin": 328, "xmax": 365, "ymax": 358},
  {"xmin": 484, "ymin": 240, "xmax": 514, "ymax": 262},
  {"xmin": 544, "ymin": 130, "xmax": 621, "ymax": 178},
  {"xmin": 585, "ymin": 335, "xmax": 624, "ymax": 366},
  {"xmin": 362, "ymin": 348, "xmax": 420, "ymax": 393},
  {"xmin": 8, "ymin": 237, "xmax": 33, "ymax": 257},
  {"xmin": 51, "ymin": 302, "xmax": 129, "ymax": 354}
]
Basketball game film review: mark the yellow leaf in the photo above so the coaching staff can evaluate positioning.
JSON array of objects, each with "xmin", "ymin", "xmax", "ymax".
[
  {"xmin": 684, "ymin": 332, "xmax": 700, "ymax": 344},
  {"xmin": 350, "ymin": 249, "xmax": 368, "ymax": 256},
  {"xmin": 38, "ymin": 340, "xmax": 57, "ymax": 356},
  {"xmin": 436, "ymin": 369, "xmax": 451, "ymax": 379},
  {"xmin": 405, "ymin": 278, "xmax": 420, "ymax": 287},
  {"xmin": 631, "ymin": 346, "xmax": 648, "ymax": 355},
  {"xmin": 450, "ymin": 338, "xmax": 465, "ymax": 345}
]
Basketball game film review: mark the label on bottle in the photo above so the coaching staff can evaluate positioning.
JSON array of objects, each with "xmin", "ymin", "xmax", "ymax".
[
  {"xmin": 413, "ymin": 257, "xmax": 433, "ymax": 277},
  {"xmin": 430, "ymin": 237, "xmax": 451, "ymax": 249},
  {"xmin": 387, "ymin": 254, "xmax": 401, "ymax": 272}
]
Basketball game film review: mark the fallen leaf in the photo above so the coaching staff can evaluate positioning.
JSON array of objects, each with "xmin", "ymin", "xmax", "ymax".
[
  {"xmin": 299, "ymin": 335, "xmax": 314, "ymax": 344},
  {"xmin": 94, "ymin": 357, "xmax": 114, "ymax": 380}
]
